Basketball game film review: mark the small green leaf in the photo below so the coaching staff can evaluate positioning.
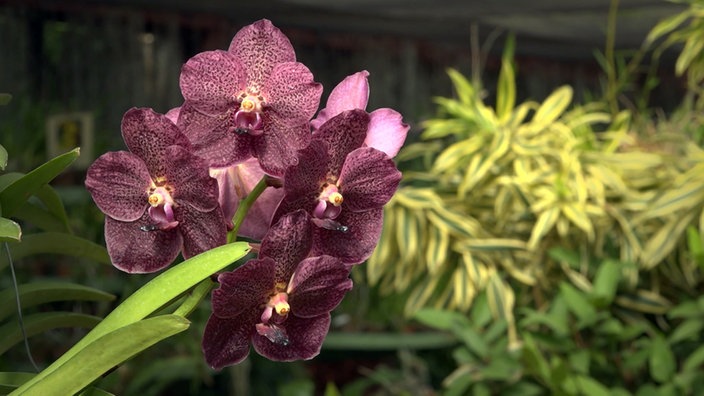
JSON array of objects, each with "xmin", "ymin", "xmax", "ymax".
[
  {"xmin": 0, "ymin": 312, "xmax": 102, "ymax": 354},
  {"xmin": 591, "ymin": 259, "xmax": 621, "ymax": 307},
  {"xmin": 414, "ymin": 308, "xmax": 471, "ymax": 331},
  {"xmin": 0, "ymin": 148, "xmax": 79, "ymax": 218},
  {"xmin": 0, "ymin": 94, "xmax": 10, "ymax": 106},
  {"xmin": 19, "ymin": 315, "xmax": 189, "ymax": 396},
  {"xmin": 0, "ymin": 144, "xmax": 7, "ymax": 171},
  {"xmin": 0, "ymin": 217, "xmax": 21, "ymax": 242},
  {"xmin": 0, "ymin": 281, "xmax": 114, "ymax": 322},
  {"xmin": 668, "ymin": 319, "xmax": 704, "ymax": 344},
  {"xmin": 649, "ymin": 334, "xmax": 676, "ymax": 383},
  {"xmin": 0, "ymin": 232, "xmax": 110, "ymax": 272},
  {"xmin": 559, "ymin": 282, "xmax": 597, "ymax": 326},
  {"xmin": 682, "ymin": 344, "xmax": 704, "ymax": 372},
  {"xmin": 15, "ymin": 242, "xmax": 251, "ymax": 392}
]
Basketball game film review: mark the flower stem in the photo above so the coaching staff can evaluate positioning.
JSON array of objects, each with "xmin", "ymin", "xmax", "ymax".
[{"xmin": 227, "ymin": 176, "xmax": 270, "ymax": 243}]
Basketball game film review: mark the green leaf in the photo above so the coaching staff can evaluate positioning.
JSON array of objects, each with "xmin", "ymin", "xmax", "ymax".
[
  {"xmin": 0, "ymin": 372, "xmax": 34, "ymax": 394},
  {"xmin": 414, "ymin": 308, "xmax": 471, "ymax": 331},
  {"xmin": 19, "ymin": 315, "xmax": 189, "ymax": 396},
  {"xmin": 649, "ymin": 334, "xmax": 676, "ymax": 383},
  {"xmin": 0, "ymin": 281, "xmax": 114, "ymax": 322},
  {"xmin": 496, "ymin": 34, "xmax": 516, "ymax": 120},
  {"xmin": 0, "ymin": 148, "xmax": 79, "ymax": 218},
  {"xmin": 0, "ymin": 312, "xmax": 102, "ymax": 354},
  {"xmin": 591, "ymin": 259, "xmax": 621, "ymax": 307},
  {"xmin": 456, "ymin": 326, "xmax": 488, "ymax": 359},
  {"xmin": 645, "ymin": 11, "xmax": 690, "ymax": 45},
  {"xmin": 0, "ymin": 217, "xmax": 21, "ymax": 242},
  {"xmin": 0, "ymin": 94, "xmax": 10, "ymax": 106},
  {"xmin": 682, "ymin": 344, "xmax": 704, "ymax": 372},
  {"xmin": 668, "ymin": 319, "xmax": 703, "ymax": 344},
  {"xmin": 563, "ymin": 375, "xmax": 611, "ymax": 395},
  {"xmin": 559, "ymin": 282, "xmax": 597, "ymax": 326},
  {"xmin": 0, "ymin": 144, "xmax": 7, "ymax": 171},
  {"xmin": 14, "ymin": 242, "xmax": 251, "ymax": 392},
  {"xmin": 0, "ymin": 232, "xmax": 110, "ymax": 272},
  {"xmin": 532, "ymin": 86, "xmax": 572, "ymax": 125}
]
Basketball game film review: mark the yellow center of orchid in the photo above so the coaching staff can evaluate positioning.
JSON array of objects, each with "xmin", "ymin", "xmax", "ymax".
[
  {"xmin": 274, "ymin": 300, "xmax": 290, "ymax": 315},
  {"xmin": 148, "ymin": 193, "xmax": 163, "ymax": 207},
  {"xmin": 328, "ymin": 192, "xmax": 344, "ymax": 207},
  {"xmin": 241, "ymin": 98, "xmax": 256, "ymax": 112}
]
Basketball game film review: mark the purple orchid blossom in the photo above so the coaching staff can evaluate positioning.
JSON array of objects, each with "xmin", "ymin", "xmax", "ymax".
[
  {"xmin": 179, "ymin": 19, "xmax": 323, "ymax": 176},
  {"xmin": 202, "ymin": 210, "xmax": 352, "ymax": 368},
  {"xmin": 85, "ymin": 107, "xmax": 227, "ymax": 273},
  {"xmin": 311, "ymin": 70, "xmax": 409, "ymax": 158},
  {"xmin": 273, "ymin": 109, "xmax": 402, "ymax": 264},
  {"xmin": 209, "ymin": 158, "xmax": 284, "ymax": 240}
]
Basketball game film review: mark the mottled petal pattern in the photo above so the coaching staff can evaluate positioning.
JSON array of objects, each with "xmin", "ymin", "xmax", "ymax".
[
  {"xmin": 252, "ymin": 313, "xmax": 330, "ymax": 362},
  {"xmin": 163, "ymin": 145, "xmax": 220, "ymax": 212},
  {"xmin": 312, "ymin": 208, "xmax": 384, "ymax": 264},
  {"xmin": 212, "ymin": 258, "xmax": 275, "ymax": 319},
  {"xmin": 104, "ymin": 213, "xmax": 182, "ymax": 273},
  {"xmin": 85, "ymin": 151, "xmax": 151, "ymax": 222},
  {"xmin": 265, "ymin": 62, "xmax": 322, "ymax": 126},
  {"xmin": 313, "ymin": 110, "xmax": 369, "ymax": 176},
  {"xmin": 339, "ymin": 147, "xmax": 402, "ymax": 212},
  {"xmin": 228, "ymin": 19, "xmax": 296, "ymax": 90},
  {"xmin": 178, "ymin": 205, "xmax": 227, "ymax": 258},
  {"xmin": 180, "ymin": 50, "xmax": 245, "ymax": 116},
  {"xmin": 253, "ymin": 116, "xmax": 310, "ymax": 177},
  {"xmin": 259, "ymin": 210, "xmax": 314, "ymax": 283},
  {"xmin": 203, "ymin": 309, "xmax": 260, "ymax": 369},
  {"xmin": 288, "ymin": 256, "xmax": 353, "ymax": 318}
]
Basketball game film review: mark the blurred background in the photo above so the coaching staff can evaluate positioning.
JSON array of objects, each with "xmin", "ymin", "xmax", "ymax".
[{"xmin": 3, "ymin": 0, "xmax": 704, "ymax": 395}]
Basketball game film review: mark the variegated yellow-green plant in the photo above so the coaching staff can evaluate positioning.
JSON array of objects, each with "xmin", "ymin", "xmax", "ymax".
[{"xmin": 368, "ymin": 36, "xmax": 704, "ymax": 344}]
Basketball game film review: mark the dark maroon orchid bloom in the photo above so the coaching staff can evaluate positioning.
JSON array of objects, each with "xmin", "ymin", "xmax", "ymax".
[
  {"xmin": 273, "ymin": 109, "xmax": 402, "ymax": 264},
  {"xmin": 85, "ymin": 107, "xmax": 227, "ymax": 273},
  {"xmin": 202, "ymin": 210, "xmax": 352, "ymax": 368},
  {"xmin": 179, "ymin": 19, "xmax": 323, "ymax": 176},
  {"xmin": 311, "ymin": 70, "xmax": 409, "ymax": 158}
]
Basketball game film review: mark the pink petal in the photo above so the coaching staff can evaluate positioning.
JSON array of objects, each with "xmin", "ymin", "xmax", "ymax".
[
  {"xmin": 252, "ymin": 116, "xmax": 310, "ymax": 177},
  {"xmin": 163, "ymin": 145, "xmax": 220, "ymax": 212},
  {"xmin": 85, "ymin": 151, "xmax": 151, "ymax": 222},
  {"xmin": 259, "ymin": 210, "xmax": 313, "ymax": 284},
  {"xmin": 311, "ymin": 70, "xmax": 369, "ymax": 130},
  {"xmin": 228, "ymin": 19, "xmax": 296, "ymax": 91},
  {"xmin": 311, "ymin": 208, "xmax": 383, "ymax": 265},
  {"xmin": 178, "ymin": 204, "xmax": 227, "ymax": 259},
  {"xmin": 365, "ymin": 108, "xmax": 409, "ymax": 158},
  {"xmin": 212, "ymin": 258, "xmax": 276, "ymax": 319},
  {"xmin": 313, "ymin": 109, "xmax": 369, "ymax": 177},
  {"xmin": 179, "ymin": 50, "xmax": 245, "ymax": 116}
]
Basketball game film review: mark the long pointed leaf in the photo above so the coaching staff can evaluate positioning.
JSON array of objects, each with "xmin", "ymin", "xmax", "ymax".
[
  {"xmin": 14, "ymin": 242, "xmax": 250, "ymax": 392},
  {"xmin": 0, "ymin": 148, "xmax": 79, "ymax": 218},
  {"xmin": 0, "ymin": 232, "xmax": 110, "ymax": 272},
  {"xmin": 0, "ymin": 312, "xmax": 102, "ymax": 355},
  {"xmin": 17, "ymin": 315, "xmax": 189, "ymax": 396}
]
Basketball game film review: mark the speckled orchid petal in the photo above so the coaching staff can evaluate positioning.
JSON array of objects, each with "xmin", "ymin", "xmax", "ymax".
[
  {"xmin": 104, "ymin": 212, "xmax": 182, "ymax": 273},
  {"xmin": 259, "ymin": 210, "xmax": 314, "ymax": 284},
  {"xmin": 265, "ymin": 62, "xmax": 322, "ymax": 126},
  {"xmin": 178, "ymin": 205, "xmax": 227, "ymax": 258},
  {"xmin": 339, "ymin": 147, "xmax": 402, "ymax": 212},
  {"xmin": 178, "ymin": 102, "xmax": 253, "ymax": 167},
  {"xmin": 288, "ymin": 256, "xmax": 353, "ymax": 318},
  {"xmin": 165, "ymin": 106, "xmax": 181, "ymax": 124},
  {"xmin": 272, "ymin": 141, "xmax": 329, "ymax": 223},
  {"xmin": 253, "ymin": 116, "xmax": 311, "ymax": 177},
  {"xmin": 212, "ymin": 258, "xmax": 275, "ymax": 319},
  {"xmin": 365, "ymin": 108, "xmax": 409, "ymax": 158},
  {"xmin": 311, "ymin": 70, "xmax": 370, "ymax": 130},
  {"xmin": 85, "ymin": 151, "xmax": 150, "ymax": 222},
  {"xmin": 311, "ymin": 208, "xmax": 384, "ymax": 265},
  {"xmin": 228, "ymin": 19, "xmax": 296, "ymax": 90},
  {"xmin": 162, "ymin": 145, "xmax": 220, "ymax": 212},
  {"xmin": 252, "ymin": 313, "xmax": 330, "ymax": 362},
  {"xmin": 313, "ymin": 110, "xmax": 369, "ymax": 176},
  {"xmin": 121, "ymin": 108, "xmax": 191, "ymax": 177},
  {"xmin": 203, "ymin": 309, "xmax": 260, "ymax": 369},
  {"xmin": 180, "ymin": 50, "xmax": 245, "ymax": 116}
]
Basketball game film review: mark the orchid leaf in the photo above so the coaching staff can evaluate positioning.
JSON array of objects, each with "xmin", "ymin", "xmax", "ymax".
[
  {"xmin": 0, "ymin": 232, "xmax": 110, "ymax": 272},
  {"xmin": 18, "ymin": 315, "xmax": 189, "ymax": 396},
  {"xmin": 0, "ymin": 281, "xmax": 115, "ymax": 322},
  {"xmin": 0, "ymin": 312, "xmax": 102, "ymax": 355},
  {"xmin": 0, "ymin": 148, "xmax": 79, "ymax": 218},
  {"xmin": 0, "ymin": 217, "xmax": 21, "ymax": 243},
  {"xmin": 14, "ymin": 242, "xmax": 250, "ymax": 392},
  {"xmin": 0, "ymin": 372, "xmax": 35, "ymax": 394}
]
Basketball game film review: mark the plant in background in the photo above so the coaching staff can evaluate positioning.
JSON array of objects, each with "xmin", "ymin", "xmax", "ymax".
[{"xmin": 1, "ymin": 19, "xmax": 408, "ymax": 395}]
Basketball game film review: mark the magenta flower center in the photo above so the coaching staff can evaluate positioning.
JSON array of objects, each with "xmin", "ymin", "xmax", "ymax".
[
  {"xmin": 145, "ymin": 183, "xmax": 178, "ymax": 231},
  {"xmin": 234, "ymin": 91, "xmax": 266, "ymax": 135}
]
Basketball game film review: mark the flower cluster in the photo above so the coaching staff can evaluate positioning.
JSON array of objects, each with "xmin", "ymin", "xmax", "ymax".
[{"xmin": 85, "ymin": 19, "xmax": 407, "ymax": 367}]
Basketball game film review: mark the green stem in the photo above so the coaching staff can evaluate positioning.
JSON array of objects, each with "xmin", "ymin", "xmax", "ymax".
[
  {"xmin": 227, "ymin": 176, "xmax": 270, "ymax": 243},
  {"xmin": 172, "ymin": 278, "xmax": 215, "ymax": 317}
]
